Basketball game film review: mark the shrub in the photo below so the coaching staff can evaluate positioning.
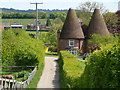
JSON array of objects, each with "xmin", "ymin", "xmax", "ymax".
[
  {"xmin": 2, "ymin": 29, "xmax": 45, "ymax": 88},
  {"xmin": 2, "ymin": 29, "xmax": 44, "ymax": 67},
  {"xmin": 48, "ymin": 45, "xmax": 57, "ymax": 52},
  {"xmin": 88, "ymin": 34, "xmax": 117, "ymax": 46},
  {"xmin": 79, "ymin": 41, "xmax": 120, "ymax": 88},
  {"xmin": 12, "ymin": 71, "xmax": 30, "ymax": 81}
]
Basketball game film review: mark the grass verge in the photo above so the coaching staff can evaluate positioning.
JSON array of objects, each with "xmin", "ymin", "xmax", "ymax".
[
  {"xmin": 58, "ymin": 51, "xmax": 86, "ymax": 88},
  {"xmin": 28, "ymin": 58, "xmax": 44, "ymax": 88}
]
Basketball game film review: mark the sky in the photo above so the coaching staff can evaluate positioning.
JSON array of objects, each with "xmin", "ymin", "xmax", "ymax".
[{"xmin": 0, "ymin": 0, "xmax": 119, "ymax": 12}]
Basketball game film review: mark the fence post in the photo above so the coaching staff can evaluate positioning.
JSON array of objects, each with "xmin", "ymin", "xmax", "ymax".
[
  {"xmin": 8, "ymin": 79, "xmax": 10, "ymax": 88},
  {"xmin": 1, "ymin": 66, "xmax": 37, "ymax": 89},
  {"xmin": 0, "ymin": 78, "xmax": 3, "ymax": 89}
]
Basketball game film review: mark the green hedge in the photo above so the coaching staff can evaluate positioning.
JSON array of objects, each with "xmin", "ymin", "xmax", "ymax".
[
  {"xmin": 58, "ymin": 51, "xmax": 85, "ymax": 88},
  {"xmin": 59, "ymin": 40, "xmax": 120, "ymax": 88},
  {"xmin": 79, "ymin": 41, "xmax": 120, "ymax": 88},
  {"xmin": 2, "ymin": 29, "xmax": 45, "ymax": 88}
]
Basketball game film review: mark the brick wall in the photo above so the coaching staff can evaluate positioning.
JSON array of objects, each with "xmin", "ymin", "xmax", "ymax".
[{"xmin": 58, "ymin": 39, "xmax": 84, "ymax": 52}]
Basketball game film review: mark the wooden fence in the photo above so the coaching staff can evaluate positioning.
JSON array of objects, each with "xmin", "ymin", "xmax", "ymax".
[{"xmin": 0, "ymin": 66, "xmax": 37, "ymax": 89}]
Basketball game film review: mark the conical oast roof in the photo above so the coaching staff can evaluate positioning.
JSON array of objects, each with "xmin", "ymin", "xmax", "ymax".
[
  {"xmin": 60, "ymin": 8, "xmax": 84, "ymax": 39},
  {"xmin": 86, "ymin": 9, "xmax": 110, "ymax": 38}
]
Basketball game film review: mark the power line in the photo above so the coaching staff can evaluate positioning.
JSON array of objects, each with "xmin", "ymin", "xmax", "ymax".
[{"xmin": 30, "ymin": 2, "xmax": 43, "ymax": 40}]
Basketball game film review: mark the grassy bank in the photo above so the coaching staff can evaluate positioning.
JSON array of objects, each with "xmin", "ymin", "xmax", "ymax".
[{"xmin": 58, "ymin": 51, "xmax": 85, "ymax": 88}]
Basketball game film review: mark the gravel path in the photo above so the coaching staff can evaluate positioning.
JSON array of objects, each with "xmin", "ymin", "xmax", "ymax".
[{"xmin": 37, "ymin": 56, "xmax": 59, "ymax": 88}]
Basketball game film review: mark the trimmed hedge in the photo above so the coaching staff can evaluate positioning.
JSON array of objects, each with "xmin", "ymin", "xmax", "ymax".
[
  {"xmin": 79, "ymin": 41, "xmax": 120, "ymax": 88},
  {"xmin": 58, "ymin": 51, "xmax": 85, "ymax": 88},
  {"xmin": 59, "ymin": 40, "xmax": 120, "ymax": 88}
]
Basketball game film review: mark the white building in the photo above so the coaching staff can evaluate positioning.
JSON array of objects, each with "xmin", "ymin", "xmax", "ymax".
[
  {"xmin": 11, "ymin": 25, "xmax": 23, "ymax": 29},
  {"xmin": 118, "ymin": 1, "xmax": 120, "ymax": 10}
]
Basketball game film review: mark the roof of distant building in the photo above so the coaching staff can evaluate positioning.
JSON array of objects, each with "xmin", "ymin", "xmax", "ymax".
[
  {"xmin": 86, "ymin": 9, "xmax": 110, "ymax": 38},
  {"xmin": 60, "ymin": 8, "xmax": 84, "ymax": 39}
]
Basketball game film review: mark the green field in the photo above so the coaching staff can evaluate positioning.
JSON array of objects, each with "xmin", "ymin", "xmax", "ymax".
[{"xmin": 2, "ymin": 19, "xmax": 47, "ymax": 25}]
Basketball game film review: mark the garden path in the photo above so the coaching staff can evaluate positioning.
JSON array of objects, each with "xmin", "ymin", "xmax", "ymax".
[{"xmin": 37, "ymin": 56, "xmax": 59, "ymax": 88}]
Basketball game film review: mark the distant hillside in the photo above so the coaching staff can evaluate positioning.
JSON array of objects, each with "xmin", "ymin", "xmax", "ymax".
[{"xmin": 1, "ymin": 8, "xmax": 67, "ymax": 14}]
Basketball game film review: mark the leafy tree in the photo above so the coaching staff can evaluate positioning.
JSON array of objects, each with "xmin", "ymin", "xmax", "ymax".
[
  {"xmin": 49, "ymin": 12, "xmax": 67, "ymax": 22},
  {"xmin": 2, "ymin": 11, "xmax": 48, "ymax": 19},
  {"xmin": 76, "ymin": 1, "xmax": 108, "ymax": 13},
  {"xmin": 47, "ymin": 18, "xmax": 63, "ymax": 47},
  {"xmin": 104, "ymin": 12, "xmax": 118, "ymax": 33},
  {"xmin": 88, "ymin": 34, "xmax": 118, "ymax": 47},
  {"xmin": 46, "ymin": 18, "xmax": 52, "ymax": 26},
  {"xmin": 76, "ymin": 11, "xmax": 92, "ymax": 25},
  {"xmin": 38, "ymin": 11, "xmax": 48, "ymax": 19},
  {"xmin": 2, "ymin": 29, "xmax": 44, "ymax": 67}
]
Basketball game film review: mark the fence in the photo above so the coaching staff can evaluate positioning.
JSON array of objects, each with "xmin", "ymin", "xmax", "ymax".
[{"xmin": 0, "ymin": 66, "xmax": 37, "ymax": 89}]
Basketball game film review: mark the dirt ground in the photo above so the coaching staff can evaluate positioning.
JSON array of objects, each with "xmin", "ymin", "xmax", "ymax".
[{"xmin": 37, "ymin": 56, "xmax": 59, "ymax": 88}]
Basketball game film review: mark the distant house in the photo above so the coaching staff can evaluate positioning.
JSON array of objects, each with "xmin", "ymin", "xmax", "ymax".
[
  {"xmin": 4, "ymin": 23, "xmax": 27, "ymax": 30},
  {"xmin": 27, "ymin": 23, "xmax": 50, "ymax": 30},
  {"xmin": 27, "ymin": 24, "xmax": 36, "ymax": 30},
  {"xmin": 11, "ymin": 25, "xmax": 23, "ymax": 29},
  {"xmin": 57, "ymin": 8, "xmax": 84, "ymax": 55}
]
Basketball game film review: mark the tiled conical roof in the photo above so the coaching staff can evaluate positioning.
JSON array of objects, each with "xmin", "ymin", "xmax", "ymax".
[
  {"xmin": 60, "ymin": 8, "xmax": 84, "ymax": 39},
  {"xmin": 86, "ymin": 9, "xmax": 110, "ymax": 38}
]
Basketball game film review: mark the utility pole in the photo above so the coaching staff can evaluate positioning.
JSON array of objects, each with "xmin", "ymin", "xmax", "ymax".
[{"xmin": 30, "ymin": 2, "xmax": 43, "ymax": 40}]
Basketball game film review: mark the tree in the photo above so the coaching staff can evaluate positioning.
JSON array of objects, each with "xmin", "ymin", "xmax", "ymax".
[
  {"xmin": 49, "ymin": 12, "xmax": 67, "ymax": 22},
  {"xmin": 76, "ymin": 11, "xmax": 92, "ymax": 25},
  {"xmin": 2, "ymin": 11, "xmax": 48, "ymax": 19},
  {"xmin": 46, "ymin": 18, "xmax": 51, "ymax": 26},
  {"xmin": 76, "ymin": 1, "xmax": 108, "ymax": 13},
  {"xmin": 38, "ymin": 11, "xmax": 48, "ymax": 19},
  {"xmin": 2, "ymin": 29, "xmax": 44, "ymax": 67},
  {"xmin": 48, "ymin": 18, "xmax": 63, "ymax": 46},
  {"xmin": 103, "ymin": 12, "xmax": 118, "ymax": 33}
]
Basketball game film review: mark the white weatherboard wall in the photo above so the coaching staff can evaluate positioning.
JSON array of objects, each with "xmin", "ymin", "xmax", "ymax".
[{"xmin": 118, "ymin": 1, "xmax": 120, "ymax": 10}]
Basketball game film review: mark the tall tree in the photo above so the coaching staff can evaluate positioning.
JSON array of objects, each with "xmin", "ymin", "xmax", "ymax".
[
  {"xmin": 77, "ymin": 1, "xmax": 108, "ymax": 13},
  {"xmin": 46, "ymin": 18, "xmax": 51, "ymax": 26},
  {"xmin": 48, "ymin": 18, "xmax": 63, "ymax": 46}
]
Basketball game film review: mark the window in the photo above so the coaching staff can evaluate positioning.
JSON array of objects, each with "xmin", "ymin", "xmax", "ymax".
[{"xmin": 69, "ymin": 40, "xmax": 74, "ymax": 46}]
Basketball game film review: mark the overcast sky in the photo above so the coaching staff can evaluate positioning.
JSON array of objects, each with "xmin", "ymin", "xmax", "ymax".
[{"xmin": 0, "ymin": 0, "xmax": 119, "ymax": 12}]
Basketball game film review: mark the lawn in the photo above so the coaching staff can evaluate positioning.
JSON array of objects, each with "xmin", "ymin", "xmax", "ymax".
[{"xmin": 59, "ymin": 51, "xmax": 86, "ymax": 88}]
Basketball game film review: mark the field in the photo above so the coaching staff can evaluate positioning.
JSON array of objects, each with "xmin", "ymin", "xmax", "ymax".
[
  {"xmin": 2, "ymin": 19, "xmax": 47, "ymax": 25},
  {"xmin": 2, "ymin": 19, "xmax": 50, "ymax": 36}
]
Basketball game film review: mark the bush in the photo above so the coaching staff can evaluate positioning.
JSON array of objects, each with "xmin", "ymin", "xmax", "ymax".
[
  {"xmin": 79, "ymin": 41, "xmax": 120, "ymax": 88},
  {"xmin": 88, "ymin": 34, "xmax": 117, "ymax": 46},
  {"xmin": 2, "ymin": 29, "xmax": 45, "ymax": 88},
  {"xmin": 12, "ymin": 71, "xmax": 30, "ymax": 81},
  {"xmin": 2, "ymin": 29, "xmax": 44, "ymax": 67},
  {"xmin": 58, "ymin": 51, "xmax": 85, "ymax": 88},
  {"xmin": 48, "ymin": 45, "xmax": 57, "ymax": 52}
]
